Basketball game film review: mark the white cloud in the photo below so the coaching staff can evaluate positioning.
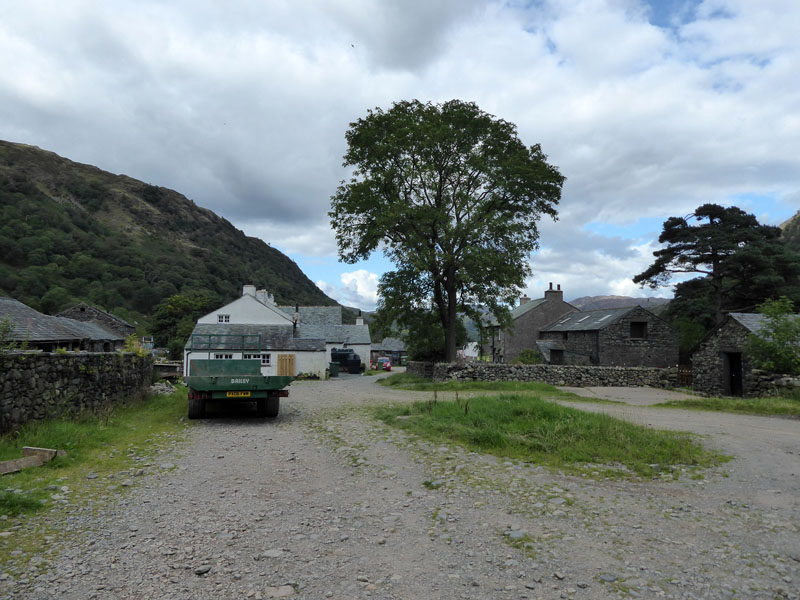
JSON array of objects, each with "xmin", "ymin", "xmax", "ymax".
[
  {"xmin": 1, "ymin": 0, "xmax": 799, "ymax": 301},
  {"xmin": 317, "ymin": 270, "xmax": 379, "ymax": 310}
]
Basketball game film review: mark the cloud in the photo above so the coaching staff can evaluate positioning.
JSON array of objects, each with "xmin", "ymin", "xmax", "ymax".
[
  {"xmin": 2, "ymin": 0, "xmax": 799, "ymax": 306},
  {"xmin": 317, "ymin": 269, "xmax": 379, "ymax": 310}
]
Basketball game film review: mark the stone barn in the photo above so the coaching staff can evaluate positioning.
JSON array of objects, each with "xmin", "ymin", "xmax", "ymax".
[
  {"xmin": 690, "ymin": 313, "xmax": 800, "ymax": 397},
  {"xmin": 493, "ymin": 283, "xmax": 578, "ymax": 363},
  {"xmin": 538, "ymin": 305, "xmax": 678, "ymax": 367}
]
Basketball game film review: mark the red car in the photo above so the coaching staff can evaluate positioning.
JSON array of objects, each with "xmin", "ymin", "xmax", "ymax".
[{"xmin": 374, "ymin": 357, "xmax": 392, "ymax": 371}]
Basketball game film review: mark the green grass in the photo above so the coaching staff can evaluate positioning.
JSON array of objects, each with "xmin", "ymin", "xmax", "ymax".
[
  {"xmin": 379, "ymin": 372, "xmax": 561, "ymax": 394},
  {"xmin": 654, "ymin": 394, "xmax": 800, "ymax": 418},
  {"xmin": 0, "ymin": 388, "xmax": 189, "ymax": 519},
  {"xmin": 374, "ymin": 394, "xmax": 727, "ymax": 478},
  {"xmin": 376, "ymin": 372, "xmax": 622, "ymax": 403}
]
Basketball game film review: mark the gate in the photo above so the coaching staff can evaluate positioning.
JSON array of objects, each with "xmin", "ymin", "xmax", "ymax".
[
  {"xmin": 677, "ymin": 365, "xmax": 693, "ymax": 387},
  {"xmin": 277, "ymin": 354, "xmax": 295, "ymax": 376}
]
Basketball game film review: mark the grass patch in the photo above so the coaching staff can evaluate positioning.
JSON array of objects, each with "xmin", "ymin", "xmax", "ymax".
[
  {"xmin": 0, "ymin": 388, "xmax": 189, "ymax": 519},
  {"xmin": 374, "ymin": 394, "xmax": 726, "ymax": 478},
  {"xmin": 654, "ymin": 394, "xmax": 800, "ymax": 418},
  {"xmin": 376, "ymin": 372, "xmax": 621, "ymax": 404}
]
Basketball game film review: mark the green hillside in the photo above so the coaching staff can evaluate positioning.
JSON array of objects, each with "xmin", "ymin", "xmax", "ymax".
[
  {"xmin": 782, "ymin": 210, "xmax": 800, "ymax": 252},
  {"xmin": 0, "ymin": 140, "xmax": 336, "ymax": 328}
]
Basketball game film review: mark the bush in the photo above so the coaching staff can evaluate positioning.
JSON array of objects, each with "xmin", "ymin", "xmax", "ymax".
[{"xmin": 515, "ymin": 348, "xmax": 542, "ymax": 365}]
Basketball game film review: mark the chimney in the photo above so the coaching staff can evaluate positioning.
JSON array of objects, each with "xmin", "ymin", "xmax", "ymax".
[
  {"xmin": 255, "ymin": 289, "xmax": 267, "ymax": 304},
  {"xmin": 243, "ymin": 284, "xmax": 256, "ymax": 297},
  {"xmin": 356, "ymin": 309, "xmax": 364, "ymax": 326},
  {"xmin": 293, "ymin": 303, "xmax": 300, "ymax": 329},
  {"xmin": 519, "ymin": 295, "xmax": 531, "ymax": 306},
  {"xmin": 544, "ymin": 283, "xmax": 564, "ymax": 302}
]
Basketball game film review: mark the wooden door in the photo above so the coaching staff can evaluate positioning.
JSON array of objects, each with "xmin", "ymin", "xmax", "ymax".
[{"xmin": 277, "ymin": 354, "xmax": 295, "ymax": 376}]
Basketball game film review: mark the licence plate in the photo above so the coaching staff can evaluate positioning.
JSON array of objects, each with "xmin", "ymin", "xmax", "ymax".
[{"xmin": 226, "ymin": 391, "xmax": 251, "ymax": 398}]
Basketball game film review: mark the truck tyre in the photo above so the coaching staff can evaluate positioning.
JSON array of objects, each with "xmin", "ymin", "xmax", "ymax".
[
  {"xmin": 188, "ymin": 392, "xmax": 204, "ymax": 419},
  {"xmin": 264, "ymin": 397, "xmax": 279, "ymax": 418},
  {"xmin": 256, "ymin": 398, "xmax": 267, "ymax": 417}
]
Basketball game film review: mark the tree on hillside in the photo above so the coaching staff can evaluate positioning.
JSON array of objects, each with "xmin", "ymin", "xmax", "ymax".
[
  {"xmin": 329, "ymin": 99, "xmax": 564, "ymax": 362},
  {"xmin": 151, "ymin": 293, "xmax": 219, "ymax": 359},
  {"xmin": 634, "ymin": 204, "xmax": 800, "ymax": 328}
]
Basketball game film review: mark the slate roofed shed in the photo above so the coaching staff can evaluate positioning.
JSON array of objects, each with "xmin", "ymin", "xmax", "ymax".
[{"xmin": 0, "ymin": 297, "xmax": 124, "ymax": 352}]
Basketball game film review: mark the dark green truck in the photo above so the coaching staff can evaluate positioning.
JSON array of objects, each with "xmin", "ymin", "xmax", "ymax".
[{"xmin": 184, "ymin": 359, "xmax": 292, "ymax": 419}]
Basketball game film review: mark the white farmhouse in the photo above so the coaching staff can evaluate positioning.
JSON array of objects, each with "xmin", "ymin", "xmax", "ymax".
[
  {"xmin": 183, "ymin": 285, "xmax": 371, "ymax": 377},
  {"xmin": 183, "ymin": 285, "xmax": 327, "ymax": 377}
]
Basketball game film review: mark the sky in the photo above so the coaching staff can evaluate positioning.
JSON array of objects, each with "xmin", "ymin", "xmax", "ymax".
[{"xmin": 1, "ymin": 0, "xmax": 799, "ymax": 311}]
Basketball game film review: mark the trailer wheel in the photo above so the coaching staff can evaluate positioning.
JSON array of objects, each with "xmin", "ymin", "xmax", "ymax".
[
  {"xmin": 256, "ymin": 398, "xmax": 267, "ymax": 417},
  {"xmin": 188, "ymin": 390, "xmax": 205, "ymax": 419},
  {"xmin": 264, "ymin": 397, "xmax": 279, "ymax": 418}
]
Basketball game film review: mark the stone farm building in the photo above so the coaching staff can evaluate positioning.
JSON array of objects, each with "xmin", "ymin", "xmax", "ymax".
[
  {"xmin": 492, "ymin": 284, "xmax": 578, "ymax": 363},
  {"xmin": 370, "ymin": 337, "xmax": 407, "ymax": 365},
  {"xmin": 538, "ymin": 305, "xmax": 679, "ymax": 367},
  {"xmin": 692, "ymin": 312, "xmax": 799, "ymax": 397},
  {"xmin": 0, "ymin": 297, "xmax": 124, "ymax": 352},
  {"xmin": 57, "ymin": 302, "xmax": 136, "ymax": 338}
]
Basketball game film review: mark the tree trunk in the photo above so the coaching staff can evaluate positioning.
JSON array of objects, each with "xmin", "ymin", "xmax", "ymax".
[{"xmin": 444, "ymin": 267, "xmax": 458, "ymax": 362}]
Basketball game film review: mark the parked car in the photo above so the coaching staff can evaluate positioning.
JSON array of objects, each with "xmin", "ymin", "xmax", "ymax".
[{"xmin": 374, "ymin": 356, "xmax": 391, "ymax": 371}]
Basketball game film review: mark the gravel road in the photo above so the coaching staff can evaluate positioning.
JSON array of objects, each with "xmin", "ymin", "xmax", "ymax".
[{"xmin": 3, "ymin": 374, "xmax": 799, "ymax": 599}]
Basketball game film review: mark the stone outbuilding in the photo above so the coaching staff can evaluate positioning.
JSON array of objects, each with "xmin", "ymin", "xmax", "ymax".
[
  {"xmin": 57, "ymin": 302, "xmax": 135, "ymax": 338},
  {"xmin": 493, "ymin": 283, "xmax": 578, "ymax": 363},
  {"xmin": 1, "ymin": 297, "xmax": 124, "ymax": 352},
  {"xmin": 538, "ymin": 305, "xmax": 678, "ymax": 367},
  {"xmin": 691, "ymin": 312, "xmax": 800, "ymax": 397}
]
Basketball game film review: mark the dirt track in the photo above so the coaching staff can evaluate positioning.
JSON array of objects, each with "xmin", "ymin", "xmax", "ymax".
[{"xmin": 3, "ymin": 375, "xmax": 799, "ymax": 599}]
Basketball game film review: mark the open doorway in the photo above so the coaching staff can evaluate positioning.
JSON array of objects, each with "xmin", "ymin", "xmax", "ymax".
[{"xmin": 723, "ymin": 352, "xmax": 743, "ymax": 396}]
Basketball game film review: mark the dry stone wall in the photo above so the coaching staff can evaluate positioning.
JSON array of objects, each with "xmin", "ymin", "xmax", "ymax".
[
  {"xmin": 0, "ymin": 351, "xmax": 153, "ymax": 432},
  {"xmin": 410, "ymin": 361, "xmax": 677, "ymax": 388}
]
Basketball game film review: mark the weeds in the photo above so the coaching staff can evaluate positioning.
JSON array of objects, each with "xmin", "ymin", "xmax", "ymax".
[{"xmin": 654, "ymin": 394, "xmax": 800, "ymax": 418}]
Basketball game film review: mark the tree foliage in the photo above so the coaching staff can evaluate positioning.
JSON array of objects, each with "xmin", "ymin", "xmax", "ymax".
[
  {"xmin": 330, "ymin": 99, "xmax": 564, "ymax": 361},
  {"xmin": 745, "ymin": 297, "xmax": 800, "ymax": 376},
  {"xmin": 150, "ymin": 294, "xmax": 219, "ymax": 356},
  {"xmin": 635, "ymin": 204, "xmax": 800, "ymax": 330}
]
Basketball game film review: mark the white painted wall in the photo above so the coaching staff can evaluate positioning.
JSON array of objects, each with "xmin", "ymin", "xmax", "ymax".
[{"xmin": 197, "ymin": 295, "xmax": 293, "ymax": 325}]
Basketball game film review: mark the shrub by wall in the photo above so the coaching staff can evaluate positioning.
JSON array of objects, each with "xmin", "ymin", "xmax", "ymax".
[{"xmin": 0, "ymin": 351, "xmax": 153, "ymax": 432}]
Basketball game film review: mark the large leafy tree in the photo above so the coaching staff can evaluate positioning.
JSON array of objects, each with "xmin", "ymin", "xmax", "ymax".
[
  {"xmin": 329, "ymin": 99, "xmax": 564, "ymax": 361},
  {"xmin": 634, "ymin": 204, "xmax": 800, "ymax": 327}
]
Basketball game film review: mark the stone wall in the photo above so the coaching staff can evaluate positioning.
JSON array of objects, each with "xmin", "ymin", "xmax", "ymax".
[
  {"xmin": 425, "ymin": 361, "xmax": 678, "ymax": 388},
  {"xmin": 407, "ymin": 361, "xmax": 435, "ymax": 379},
  {"xmin": 597, "ymin": 307, "xmax": 679, "ymax": 368},
  {"xmin": 0, "ymin": 351, "xmax": 153, "ymax": 432}
]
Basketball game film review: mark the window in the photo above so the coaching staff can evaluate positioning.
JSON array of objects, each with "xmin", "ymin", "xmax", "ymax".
[
  {"xmin": 261, "ymin": 353, "xmax": 271, "ymax": 366},
  {"xmin": 218, "ymin": 314, "xmax": 230, "ymax": 323},
  {"xmin": 214, "ymin": 353, "xmax": 233, "ymax": 359},
  {"xmin": 630, "ymin": 322, "xmax": 647, "ymax": 339}
]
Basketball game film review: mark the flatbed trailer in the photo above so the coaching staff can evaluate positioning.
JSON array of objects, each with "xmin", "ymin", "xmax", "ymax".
[{"xmin": 184, "ymin": 359, "xmax": 292, "ymax": 419}]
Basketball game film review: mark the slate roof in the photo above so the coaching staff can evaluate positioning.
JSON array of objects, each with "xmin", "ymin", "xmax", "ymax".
[
  {"xmin": 186, "ymin": 323, "xmax": 325, "ymax": 352},
  {"xmin": 279, "ymin": 306, "xmax": 342, "ymax": 326},
  {"xmin": 487, "ymin": 298, "xmax": 547, "ymax": 326},
  {"xmin": 296, "ymin": 323, "xmax": 372, "ymax": 345},
  {"xmin": 0, "ymin": 297, "xmax": 122, "ymax": 342},
  {"xmin": 541, "ymin": 307, "xmax": 636, "ymax": 332},
  {"xmin": 729, "ymin": 313, "xmax": 769, "ymax": 334},
  {"xmin": 371, "ymin": 337, "xmax": 407, "ymax": 352}
]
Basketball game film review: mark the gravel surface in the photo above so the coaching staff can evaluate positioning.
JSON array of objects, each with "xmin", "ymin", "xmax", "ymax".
[{"xmin": 2, "ymin": 373, "xmax": 799, "ymax": 599}]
